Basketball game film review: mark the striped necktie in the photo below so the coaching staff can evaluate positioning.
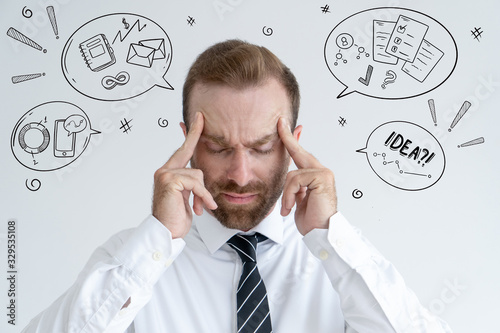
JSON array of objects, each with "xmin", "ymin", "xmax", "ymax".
[{"xmin": 227, "ymin": 233, "xmax": 273, "ymax": 333}]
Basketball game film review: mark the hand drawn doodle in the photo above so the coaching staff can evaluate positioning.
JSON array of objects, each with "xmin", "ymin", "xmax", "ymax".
[
  {"xmin": 321, "ymin": 5, "xmax": 331, "ymax": 14},
  {"xmin": 458, "ymin": 137, "xmax": 484, "ymax": 148},
  {"xmin": 62, "ymin": 13, "xmax": 173, "ymax": 101},
  {"xmin": 11, "ymin": 101, "xmax": 100, "ymax": 171},
  {"xmin": 358, "ymin": 65, "xmax": 373, "ymax": 86},
  {"xmin": 428, "ymin": 99, "xmax": 437, "ymax": 126},
  {"xmin": 448, "ymin": 101, "xmax": 471, "ymax": 132},
  {"xmin": 12, "ymin": 73, "xmax": 45, "ymax": 84},
  {"xmin": 338, "ymin": 116, "xmax": 347, "ymax": 127},
  {"xmin": 25, "ymin": 179, "xmax": 42, "ymax": 191},
  {"xmin": 471, "ymin": 27, "xmax": 483, "ymax": 42},
  {"xmin": 357, "ymin": 121, "xmax": 446, "ymax": 191},
  {"xmin": 120, "ymin": 118, "xmax": 133, "ymax": 134},
  {"xmin": 22, "ymin": 7, "xmax": 33, "ymax": 18},
  {"xmin": 324, "ymin": 7, "xmax": 458, "ymax": 99},
  {"xmin": 187, "ymin": 16, "xmax": 195, "ymax": 26},
  {"xmin": 352, "ymin": 189, "xmax": 363, "ymax": 199},
  {"xmin": 46, "ymin": 6, "xmax": 59, "ymax": 39},
  {"xmin": 381, "ymin": 70, "xmax": 397, "ymax": 89},
  {"xmin": 158, "ymin": 118, "xmax": 169, "ymax": 128},
  {"xmin": 262, "ymin": 26, "xmax": 273, "ymax": 36},
  {"xmin": 7, "ymin": 27, "xmax": 46, "ymax": 53}
]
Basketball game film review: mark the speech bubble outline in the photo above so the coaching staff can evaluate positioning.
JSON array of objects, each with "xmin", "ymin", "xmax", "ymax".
[
  {"xmin": 357, "ymin": 121, "xmax": 446, "ymax": 191},
  {"xmin": 61, "ymin": 13, "xmax": 173, "ymax": 101},
  {"xmin": 64, "ymin": 114, "xmax": 88, "ymax": 135},
  {"xmin": 324, "ymin": 7, "xmax": 458, "ymax": 100},
  {"xmin": 11, "ymin": 101, "xmax": 100, "ymax": 172}
]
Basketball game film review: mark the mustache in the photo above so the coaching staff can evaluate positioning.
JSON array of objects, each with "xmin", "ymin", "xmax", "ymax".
[{"xmin": 212, "ymin": 180, "xmax": 266, "ymax": 194}]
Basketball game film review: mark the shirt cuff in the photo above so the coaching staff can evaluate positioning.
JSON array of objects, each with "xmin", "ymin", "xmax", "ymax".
[{"xmin": 114, "ymin": 215, "xmax": 185, "ymax": 284}]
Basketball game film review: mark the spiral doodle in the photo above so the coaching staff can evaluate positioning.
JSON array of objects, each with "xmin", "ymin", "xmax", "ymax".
[
  {"xmin": 22, "ymin": 6, "xmax": 33, "ymax": 18},
  {"xmin": 25, "ymin": 178, "xmax": 41, "ymax": 191},
  {"xmin": 158, "ymin": 118, "xmax": 169, "ymax": 128},
  {"xmin": 352, "ymin": 189, "xmax": 363, "ymax": 199},
  {"xmin": 101, "ymin": 71, "xmax": 130, "ymax": 90},
  {"xmin": 262, "ymin": 26, "xmax": 273, "ymax": 36}
]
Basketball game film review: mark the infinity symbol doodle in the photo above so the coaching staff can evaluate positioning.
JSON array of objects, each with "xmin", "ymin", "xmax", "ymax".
[{"xmin": 101, "ymin": 71, "xmax": 130, "ymax": 90}]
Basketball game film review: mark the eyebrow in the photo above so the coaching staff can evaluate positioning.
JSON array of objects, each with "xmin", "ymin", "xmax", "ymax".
[{"xmin": 202, "ymin": 132, "xmax": 278, "ymax": 148}]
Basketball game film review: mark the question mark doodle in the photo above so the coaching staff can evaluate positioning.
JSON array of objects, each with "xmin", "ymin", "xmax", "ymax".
[
  {"xmin": 352, "ymin": 189, "xmax": 363, "ymax": 199},
  {"xmin": 381, "ymin": 70, "xmax": 397, "ymax": 89},
  {"xmin": 25, "ymin": 178, "xmax": 41, "ymax": 191},
  {"xmin": 158, "ymin": 118, "xmax": 169, "ymax": 128},
  {"xmin": 22, "ymin": 6, "xmax": 33, "ymax": 18}
]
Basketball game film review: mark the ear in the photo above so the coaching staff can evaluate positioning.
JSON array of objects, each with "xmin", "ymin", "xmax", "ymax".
[
  {"xmin": 180, "ymin": 122, "xmax": 187, "ymax": 138},
  {"xmin": 293, "ymin": 125, "xmax": 303, "ymax": 142}
]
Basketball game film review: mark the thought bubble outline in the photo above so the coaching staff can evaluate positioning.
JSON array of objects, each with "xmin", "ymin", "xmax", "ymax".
[
  {"xmin": 357, "ymin": 121, "xmax": 446, "ymax": 191},
  {"xmin": 11, "ymin": 101, "xmax": 100, "ymax": 172},
  {"xmin": 324, "ymin": 7, "xmax": 458, "ymax": 100},
  {"xmin": 61, "ymin": 13, "xmax": 173, "ymax": 101}
]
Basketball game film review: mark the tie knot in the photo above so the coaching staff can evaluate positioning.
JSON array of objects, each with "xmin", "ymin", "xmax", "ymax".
[{"xmin": 227, "ymin": 233, "xmax": 267, "ymax": 263}]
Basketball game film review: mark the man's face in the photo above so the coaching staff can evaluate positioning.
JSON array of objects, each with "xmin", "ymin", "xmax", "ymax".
[{"xmin": 186, "ymin": 78, "xmax": 301, "ymax": 230}]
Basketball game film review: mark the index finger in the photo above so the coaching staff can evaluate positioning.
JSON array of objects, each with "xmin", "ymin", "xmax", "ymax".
[
  {"xmin": 165, "ymin": 112, "xmax": 204, "ymax": 169},
  {"xmin": 278, "ymin": 117, "xmax": 322, "ymax": 169}
]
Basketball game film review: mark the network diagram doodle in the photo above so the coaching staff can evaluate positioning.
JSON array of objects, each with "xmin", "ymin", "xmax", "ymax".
[
  {"xmin": 10, "ymin": 101, "xmax": 100, "ymax": 172},
  {"xmin": 324, "ymin": 7, "xmax": 458, "ymax": 99},
  {"xmin": 62, "ymin": 13, "xmax": 173, "ymax": 101}
]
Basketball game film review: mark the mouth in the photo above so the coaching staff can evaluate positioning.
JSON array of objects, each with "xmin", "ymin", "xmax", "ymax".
[{"xmin": 222, "ymin": 192, "xmax": 258, "ymax": 205}]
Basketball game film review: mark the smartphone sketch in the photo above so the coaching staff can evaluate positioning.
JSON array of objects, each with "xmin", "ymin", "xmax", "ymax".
[{"xmin": 53, "ymin": 120, "xmax": 76, "ymax": 158}]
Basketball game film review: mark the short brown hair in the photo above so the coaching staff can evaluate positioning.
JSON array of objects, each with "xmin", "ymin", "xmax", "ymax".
[{"xmin": 182, "ymin": 39, "xmax": 300, "ymax": 130}]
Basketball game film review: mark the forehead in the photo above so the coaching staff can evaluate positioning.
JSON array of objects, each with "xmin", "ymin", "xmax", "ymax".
[{"xmin": 189, "ymin": 78, "xmax": 291, "ymax": 144}]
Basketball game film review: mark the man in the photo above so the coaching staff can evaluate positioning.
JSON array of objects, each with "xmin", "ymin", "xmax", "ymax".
[{"xmin": 23, "ymin": 40, "xmax": 451, "ymax": 332}]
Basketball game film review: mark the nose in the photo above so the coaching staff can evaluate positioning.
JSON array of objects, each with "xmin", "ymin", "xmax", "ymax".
[{"xmin": 226, "ymin": 150, "xmax": 253, "ymax": 187}]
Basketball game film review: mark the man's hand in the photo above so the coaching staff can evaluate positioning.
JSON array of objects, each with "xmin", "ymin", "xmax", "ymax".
[
  {"xmin": 152, "ymin": 112, "xmax": 217, "ymax": 239},
  {"xmin": 278, "ymin": 117, "xmax": 338, "ymax": 236}
]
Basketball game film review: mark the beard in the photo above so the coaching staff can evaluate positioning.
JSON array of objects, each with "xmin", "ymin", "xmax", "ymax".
[{"xmin": 191, "ymin": 157, "xmax": 289, "ymax": 230}]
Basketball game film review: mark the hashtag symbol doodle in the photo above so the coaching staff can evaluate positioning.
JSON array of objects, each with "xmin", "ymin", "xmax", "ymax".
[
  {"xmin": 321, "ymin": 5, "xmax": 330, "ymax": 13},
  {"xmin": 187, "ymin": 16, "xmax": 195, "ymax": 26},
  {"xmin": 120, "ymin": 118, "xmax": 133, "ymax": 134},
  {"xmin": 471, "ymin": 27, "xmax": 483, "ymax": 41},
  {"xmin": 338, "ymin": 116, "xmax": 347, "ymax": 127}
]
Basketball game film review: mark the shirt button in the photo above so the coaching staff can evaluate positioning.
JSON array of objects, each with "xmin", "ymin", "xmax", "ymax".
[
  {"xmin": 319, "ymin": 249, "xmax": 329, "ymax": 261},
  {"xmin": 152, "ymin": 251, "xmax": 163, "ymax": 261}
]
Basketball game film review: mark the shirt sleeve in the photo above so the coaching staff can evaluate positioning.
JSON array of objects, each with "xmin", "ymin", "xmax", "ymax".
[
  {"xmin": 21, "ymin": 216, "xmax": 185, "ymax": 333},
  {"xmin": 302, "ymin": 212, "xmax": 453, "ymax": 333}
]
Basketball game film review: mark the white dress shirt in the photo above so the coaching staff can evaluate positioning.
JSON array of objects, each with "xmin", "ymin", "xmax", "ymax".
[{"xmin": 23, "ymin": 203, "xmax": 452, "ymax": 333}]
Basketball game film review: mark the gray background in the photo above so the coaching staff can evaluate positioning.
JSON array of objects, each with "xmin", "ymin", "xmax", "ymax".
[{"xmin": 1, "ymin": 0, "xmax": 498, "ymax": 332}]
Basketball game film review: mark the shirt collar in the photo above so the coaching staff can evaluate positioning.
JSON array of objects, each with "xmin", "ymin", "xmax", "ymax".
[{"xmin": 195, "ymin": 202, "xmax": 285, "ymax": 255}]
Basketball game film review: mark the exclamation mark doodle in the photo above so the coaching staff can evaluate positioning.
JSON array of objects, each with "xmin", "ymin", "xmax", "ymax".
[
  {"xmin": 428, "ymin": 99, "xmax": 437, "ymax": 126},
  {"xmin": 458, "ymin": 137, "xmax": 485, "ymax": 148},
  {"xmin": 47, "ymin": 6, "xmax": 58, "ymax": 39},
  {"xmin": 449, "ymin": 101, "xmax": 471, "ymax": 132},
  {"xmin": 6, "ymin": 27, "xmax": 46, "ymax": 53}
]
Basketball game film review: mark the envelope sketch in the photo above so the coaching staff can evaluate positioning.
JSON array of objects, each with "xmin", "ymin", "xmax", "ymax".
[
  {"xmin": 126, "ymin": 38, "xmax": 166, "ymax": 68},
  {"xmin": 139, "ymin": 39, "xmax": 166, "ymax": 60},
  {"xmin": 127, "ymin": 43, "xmax": 155, "ymax": 67}
]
